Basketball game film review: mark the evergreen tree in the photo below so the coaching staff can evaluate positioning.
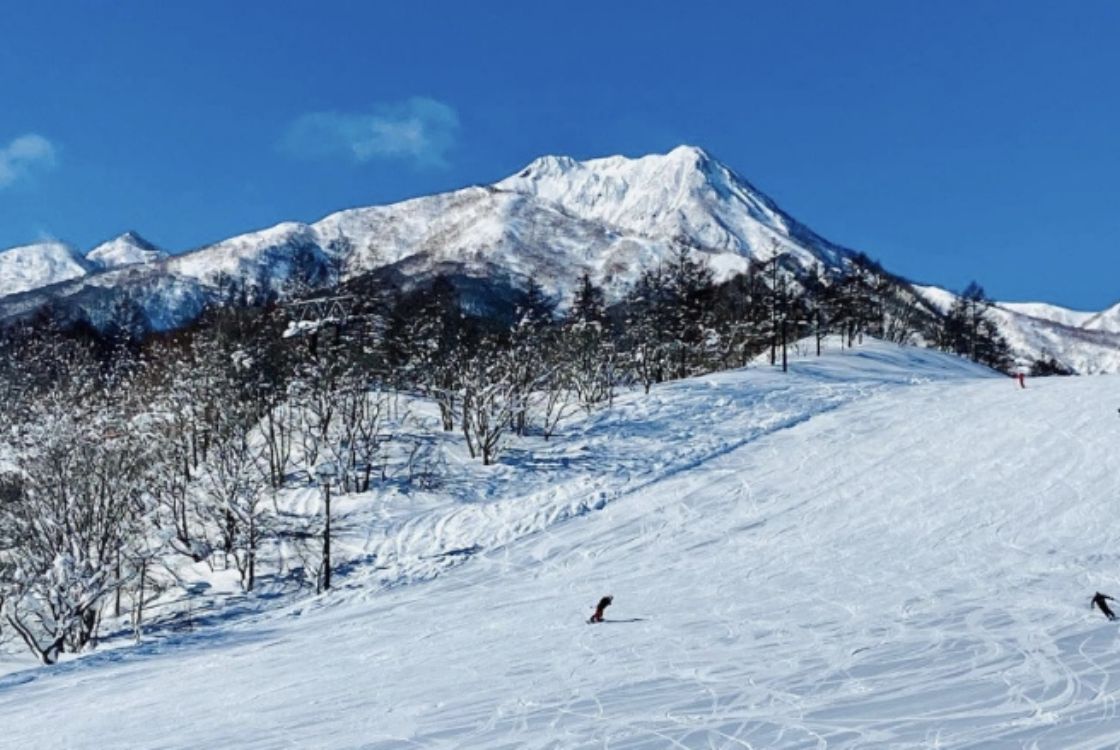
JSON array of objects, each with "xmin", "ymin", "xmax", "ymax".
[{"xmin": 942, "ymin": 282, "xmax": 1013, "ymax": 371}]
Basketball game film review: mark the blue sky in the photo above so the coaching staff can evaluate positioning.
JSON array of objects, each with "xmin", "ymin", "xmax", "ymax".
[{"xmin": 1, "ymin": 1, "xmax": 1118, "ymax": 309}]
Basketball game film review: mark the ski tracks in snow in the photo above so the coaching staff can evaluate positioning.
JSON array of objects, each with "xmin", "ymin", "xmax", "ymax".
[
  {"xmin": 347, "ymin": 374, "xmax": 891, "ymax": 601},
  {"xmin": 7, "ymin": 343, "xmax": 1120, "ymax": 748}
]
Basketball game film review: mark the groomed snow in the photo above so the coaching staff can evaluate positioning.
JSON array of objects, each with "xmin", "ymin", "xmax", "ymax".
[{"xmin": 2, "ymin": 340, "xmax": 1120, "ymax": 748}]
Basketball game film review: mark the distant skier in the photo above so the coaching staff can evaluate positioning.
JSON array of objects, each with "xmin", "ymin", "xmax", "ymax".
[
  {"xmin": 1016, "ymin": 372, "xmax": 1026, "ymax": 388},
  {"xmin": 1092, "ymin": 592, "xmax": 1116, "ymax": 620},
  {"xmin": 588, "ymin": 595, "xmax": 613, "ymax": 624}
]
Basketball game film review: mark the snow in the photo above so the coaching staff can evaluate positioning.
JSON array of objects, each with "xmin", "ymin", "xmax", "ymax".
[
  {"xmin": 1, "ymin": 147, "xmax": 1117, "ymax": 373},
  {"xmin": 999, "ymin": 301, "xmax": 1098, "ymax": 330},
  {"xmin": 0, "ymin": 146, "xmax": 852, "ymax": 329},
  {"xmin": 0, "ymin": 241, "xmax": 89, "ymax": 298},
  {"xmin": 913, "ymin": 284, "xmax": 1120, "ymax": 374},
  {"xmin": 496, "ymin": 145, "xmax": 848, "ymax": 271},
  {"xmin": 4, "ymin": 340, "xmax": 1120, "ymax": 748},
  {"xmin": 169, "ymin": 222, "xmax": 319, "ymax": 282},
  {"xmin": 911, "ymin": 283, "xmax": 959, "ymax": 315},
  {"xmin": 1082, "ymin": 301, "xmax": 1120, "ymax": 334},
  {"xmin": 86, "ymin": 231, "xmax": 166, "ymax": 269},
  {"xmin": 985, "ymin": 304, "xmax": 1120, "ymax": 374}
]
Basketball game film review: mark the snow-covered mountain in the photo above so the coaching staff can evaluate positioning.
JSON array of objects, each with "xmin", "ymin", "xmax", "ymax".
[
  {"xmin": 1083, "ymin": 301, "xmax": 1120, "ymax": 334},
  {"xmin": 987, "ymin": 304, "xmax": 1120, "ymax": 374},
  {"xmin": 314, "ymin": 145, "xmax": 852, "ymax": 296},
  {"xmin": 493, "ymin": 145, "xmax": 849, "ymax": 271},
  {"xmin": 912, "ymin": 284, "xmax": 1120, "ymax": 374},
  {"xmin": 0, "ymin": 145, "xmax": 1115, "ymax": 371},
  {"xmin": 0, "ymin": 146, "xmax": 854, "ymax": 331},
  {"xmin": 0, "ymin": 241, "xmax": 91, "ymax": 299},
  {"xmin": 0, "ymin": 232, "xmax": 168, "ymax": 303},
  {"xmin": 1005, "ymin": 299, "xmax": 1120, "ymax": 337},
  {"xmin": 998, "ymin": 301, "xmax": 1098, "ymax": 329},
  {"xmin": 86, "ymin": 231, "xmax": 167, "ymax": 268}
]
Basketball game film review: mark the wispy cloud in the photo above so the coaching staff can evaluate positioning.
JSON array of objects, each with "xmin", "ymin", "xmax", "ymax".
[
  {"xmin": 281, "ymin": 97, "xmax": 459, "ymax": 168},
  {"xmin": 0, "ymin": 133, "xmax": 57, "ymax": 189}
]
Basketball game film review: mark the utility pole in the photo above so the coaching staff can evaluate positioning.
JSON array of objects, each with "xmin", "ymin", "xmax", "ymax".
[
  {"xmin": 323, "ymin": 480, "xmax": 331, "ymax": 591},
  {"xmin": 781, "ymin": 309, "xmax": 788, "ymax": 372},
  {"xmin": 315, "ymin": 462, "xmax": 337, "ymax": 592},
  {"xmin": 769, "ymin": 255, "xmax": 778, "ymax": 366}
]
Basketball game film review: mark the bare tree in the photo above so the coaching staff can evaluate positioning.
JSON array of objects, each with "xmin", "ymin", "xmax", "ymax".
[
  {"xmin": 460, "ymin": 340, "xmax": 518, "ymax": 465},
  {"xmin": 0, "ymin": 389, "xmax": 151, "ymax": 663},
  {"xmin": 197, "ymin": 401, "xmax": 269, "ymax": 590},
  {"xmin": 329, "ymin": 374, "xmax": 392, "ymax": 493}
]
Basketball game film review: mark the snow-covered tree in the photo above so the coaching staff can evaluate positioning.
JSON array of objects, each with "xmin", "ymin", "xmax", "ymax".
[
  {"xmin": 0, "ymin": 384, "xmax": 154, "ymax": 663},
  {"xmin": 390, "ymin": 277, "xmax": 464, "ymax": 431},
  {"xmin": 459, "ymin": 338, "xmax": 519, "ymax": 466},
  {"xmin": 941, "ymin": 282, "xmax": 1012, "ymax": 371},
  {"xmin": 561, "ymin": 276, "xmax": 615, "ymax": 412}
]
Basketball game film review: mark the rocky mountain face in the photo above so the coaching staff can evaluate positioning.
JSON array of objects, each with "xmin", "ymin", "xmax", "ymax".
[{"xmin": 0, "ymin": 146, "xmax": 1116, "ymax": 372}]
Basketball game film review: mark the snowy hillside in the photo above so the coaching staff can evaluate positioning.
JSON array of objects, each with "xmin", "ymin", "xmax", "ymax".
[
  {"xmin": 914, "ymin": 284, "xmax": 1120, "ymax": 374},
  {"xmin": 1083, "ymin": 301, "xmax": 1120, "ymax": 334},
  {"xmin": 987, "ymin": 304, "xmax": 1120, "ymax": 374},
  {"xmin": 4, "ymin": 340, "xmax": 1120, "ymax": 748},
  {"xmin": 999, "ymin": 301, "xmax": 1098, "ymax": 329},
  {"xmin": 0, "ymin": 241, "xmax": 90, "ymax": 298},
  {"xmin": 1002, "ymin": 299, "xmax": 1120, "ymax": 337}
]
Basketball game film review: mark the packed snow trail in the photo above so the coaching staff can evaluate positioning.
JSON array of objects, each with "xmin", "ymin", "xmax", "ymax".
[
  {"xmin": 2, "ymin": 343, "xmax": 1120, "ymax": 748},
  {"xmin": 342, "ymin": 342, "xmax": 992, "ymax": 592}
]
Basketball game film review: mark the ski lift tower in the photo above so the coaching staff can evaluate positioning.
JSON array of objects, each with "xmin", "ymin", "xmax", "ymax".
[{"xmin": 281, "ymin": 288, "xmax": 389, "ymax": 362}]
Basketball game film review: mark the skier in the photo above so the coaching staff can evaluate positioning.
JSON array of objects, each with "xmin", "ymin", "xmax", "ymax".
[
  {"xmin": 588, "ymin": 595, "xmax": 613, "ymax": 624},
  {"xmin": 1016, "ymin": 372, "xmax": 1026, "ymax": 389},
  {"xmin": 1092, "ymin": 592, "xmax": 1116, "ymax": 620}
]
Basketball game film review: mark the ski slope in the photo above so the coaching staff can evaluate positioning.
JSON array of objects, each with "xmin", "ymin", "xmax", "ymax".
[{"xmin": 3, "ymin": 341, "xmax": 1120, "ymax": 748}]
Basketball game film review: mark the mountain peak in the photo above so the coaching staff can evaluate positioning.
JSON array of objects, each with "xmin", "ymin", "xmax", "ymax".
[
  {"xmin": 664, "ymin": 143, "xmax": 711, "ymax": 165},
  {"xmin": 494, "ymin": 145, "xmax": 841, "ymax": 269},
  {"xmin": 118, "ymin": 230, "xmax": 158, "ymax": 249},
  {"xmin": 512, "ymin": 154, "xmax": 578, "ymax": 179},
  {"xmin": 510, "ymin": 145, "xmax": 715, "ymax": 182},
  {"xmin": 88, "ymin": 231, "xmax": 166, "ymax": 269}
]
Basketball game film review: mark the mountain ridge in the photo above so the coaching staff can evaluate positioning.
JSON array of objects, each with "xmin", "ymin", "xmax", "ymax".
[{"xmin": 1, "ymin": 146, "xmax": 1117, "ymax": 371}]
